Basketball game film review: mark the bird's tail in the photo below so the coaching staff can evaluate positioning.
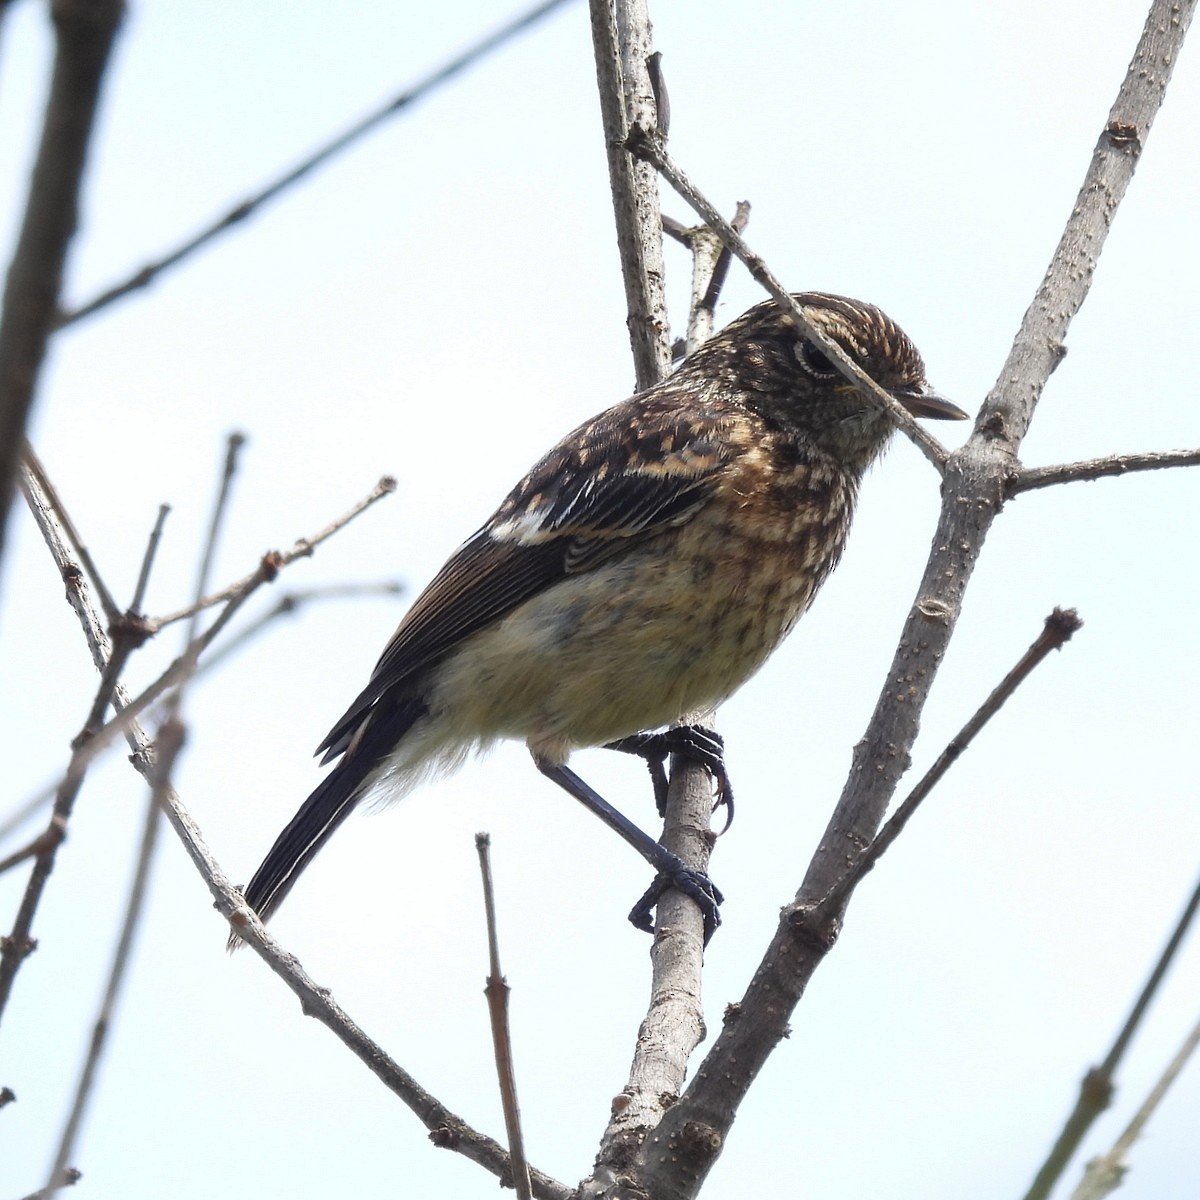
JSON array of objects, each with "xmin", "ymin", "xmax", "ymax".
[{"xmin": 228, "ymin": 698, "xmax": 423, "ymax": 949}]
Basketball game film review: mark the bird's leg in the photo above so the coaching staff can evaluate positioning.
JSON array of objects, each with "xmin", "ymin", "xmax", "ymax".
[
  {"xmin": 604, "ymin": 725, "xmax": 734, "ymax": 831},
  {"xmin": 535, "ymin": 760, "xmax": 723, "ymax": 942}
]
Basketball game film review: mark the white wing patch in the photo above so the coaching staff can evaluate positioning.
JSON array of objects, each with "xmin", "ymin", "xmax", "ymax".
[{"xmin": 489, "ymin": 503, "xmax": 559, "ymax": 545}]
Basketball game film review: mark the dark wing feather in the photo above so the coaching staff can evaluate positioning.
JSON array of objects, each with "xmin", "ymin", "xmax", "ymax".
[
  {"xmin": 316, "ymin": 533, "xmax": 565, "ymax": 761},
  {"xmin": 316, "ymin": 392, "xmax": 736, "ymax": 761}
]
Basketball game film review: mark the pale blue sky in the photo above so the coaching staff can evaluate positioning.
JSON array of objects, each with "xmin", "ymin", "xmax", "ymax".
[{"xmin": 1, "ymin": 2, "xmax": 1198, "ymax": 1198}]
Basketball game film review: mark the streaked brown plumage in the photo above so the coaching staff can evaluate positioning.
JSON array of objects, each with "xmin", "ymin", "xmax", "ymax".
[{"xmin": 235, "ymin": 292, "xmax": 964, "ymax": 942}]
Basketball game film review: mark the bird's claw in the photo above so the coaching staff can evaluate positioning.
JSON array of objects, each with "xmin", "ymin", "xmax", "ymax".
[
  {"xmin": 629, "ymin": 861, "xmax": 724, "ymax": 944},
  {"xmin": 606, "ymin": 724, "xmax": 735, "ymax": 831}
]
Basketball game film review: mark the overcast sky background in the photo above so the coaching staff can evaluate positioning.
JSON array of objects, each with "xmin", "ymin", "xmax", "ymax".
[{"xmin": 1, "ymin": 1, "xmax": 1198, "ymax": 1197}]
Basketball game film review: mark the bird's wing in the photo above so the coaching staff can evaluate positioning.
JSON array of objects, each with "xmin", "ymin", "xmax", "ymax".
[{"xmin": 316, "ymin": 393, "xmax": 736, "ymax": 761}]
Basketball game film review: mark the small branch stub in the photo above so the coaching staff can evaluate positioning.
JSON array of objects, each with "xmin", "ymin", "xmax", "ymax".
[{"xmin": 475, "ymin": 833, "xmax": 532, "ymax": 1200}]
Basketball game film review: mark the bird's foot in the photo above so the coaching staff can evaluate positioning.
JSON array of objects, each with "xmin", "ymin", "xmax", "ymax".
[
  {"xmin": 629, "ymin": 857, "xmax": 724, "ymax": 944},
  {"xmin": 605, "ymin": 724, "xmax": 734, "ymax": 831}
]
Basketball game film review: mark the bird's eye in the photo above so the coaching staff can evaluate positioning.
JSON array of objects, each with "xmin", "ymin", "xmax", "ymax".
[{"xmin": 796, "ymin": 339, "xmax": 839, "ymax": 379}]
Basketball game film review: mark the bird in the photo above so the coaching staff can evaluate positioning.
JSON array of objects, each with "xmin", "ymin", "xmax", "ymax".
[{"xmin": 233, "ymin": 292, "xmax": 965, "ymax": 947}]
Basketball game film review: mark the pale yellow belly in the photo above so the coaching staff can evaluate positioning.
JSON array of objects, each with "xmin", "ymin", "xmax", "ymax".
[{"xmin": 426, "ymin": 521, "xmax": 826, "ymax": 764}]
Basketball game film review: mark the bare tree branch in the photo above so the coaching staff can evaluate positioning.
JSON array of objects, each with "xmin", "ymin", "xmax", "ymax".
[
  {"xmin": 475, "ymin": 834, "xmax": 533, "ymax": 1200},
  {"xmin": 19, "ymin": 1166, "xmax": 81, "ymax": 1200},
  {"xmin": 1023, "ymin": 867, "xmax": 1200, "ymax": 1200},
  {"xmin": 672, "ymin": 201, "xmax": 750, "ymax": 356},
  {"xmin": 2, "ymin": 462, "xmax": 396, "ymax": 1008},
  {"xmin": 0, "ymin": 579, "xmax": 403, "ymax": 849},
  {"xmin": 1069, "ymin": 1013, "xmax": 1200, "ymax": 1200},
  {"xmin": 20, "ymin": 453, "xmax": 569, "ymax": 1199},
  {"xmin": 0, "ymin": 0, "xmax": 122, "ymax": 568},
  {"xmin": 1009, "ymin": 448, "xmax": 1200, "ymax": 495},
  {"xmin": 822, "ymin": 607, "xmax": 1083, "ymax": 914},
  {"xmin": 581, "ymin": 10, "xmax": 727, "ymax": 1192},
  {"xmin": 55, "ymin": 0, "xmax": 577, "ymax": 331},
  {"xmin": 42, "ymin": 474, "xmax": 398, "ymax": 790},
  {"xmin": 43, "ymin": 779, "xmax": 163, "ymax": 1198},
  {"xmin": 184, "ymin": 434, "xmax": 245, "ymax": 638},
  {"xmin": 0, "ymin": 606, "xmax": 124, "ymax": 1020},
  {"xmin": 43, "ymin": 433, "xmax": 253, "ymax": 1197},
  {"xmin": 146, "ymin": 475, "xmax": 396, "ymax": 633},
  {"xmin": 5, "ymin": 466, "xmax": 397, "ymax": 880},
  {"xmin": 21, "ymin": 443, "xmax": 122, "ymax": 622},
  {"xmin": 588, "ymin": 0, "xmax": 671, "ymax": 388},
  {"xmin": 0, "ymin": 454, "xmax": 174, "ymax": 1020},
  {"xmin": 636, "ymin": 3, "xmax": 1195, "ymax": 1194},
  {"xmin": 129, "ymin": 504, "xmax": 171, "ymax": 614}
]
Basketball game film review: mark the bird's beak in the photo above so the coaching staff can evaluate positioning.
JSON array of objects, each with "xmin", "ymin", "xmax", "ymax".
[{"xmin": 893, "ymin": 384, "xmax": 969, "ymax": 421}]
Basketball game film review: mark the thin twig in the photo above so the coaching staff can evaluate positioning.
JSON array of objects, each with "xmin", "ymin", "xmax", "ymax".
[
  {"xmin": 17, "ymin": 457, "xmax": 135, "ymax": 698},
  {"xmin": 129, "ymin": 504, "xmax": 171, "ymax": 615},
  {"xmin": 1104, "ymin": 1016, "xmax": 1200, "ymax": 1162},
  {"xmin": 0, "ymin": 817, "xmax": 65, "ymax": 877},
  {"xmin": 0, "ymin": 503, "xmax": 175, "ymax": 848},
  {"xmin": 225, "ymin": 888, "xmax": 567, "ymax": 1200},
  {"xmin": 695, "ymin": 201, "xmax": 750, "ymax": 330},
  {"xmin": 180, "ymin": 581, "xmax": 404, "ymax": 678},
  {"xmin": 1009, "ymin": 448, "xmax": 1200, "ymax": 496},
  {"xmin": 0, "ymin": 790, "xmax": 57, "ymax": 846},
  {"xmin": 19, "ymin": 1167, "xmax": 81, "ymax": 1200},
  {"xmin": 43, "ymin": 440, "xmax": 246, "ymax": 1196},
  {"xmin": 1098, "ymin": 882, "xmax": 1200, "ymax": 1090},
  {"xmin": 822, "ymin": 607, "xmax": 1083, "ymax": 913},
  {"xmin": 21, "ymin": 444, "xmax": 121, "ymax": 622},
  {"xmin": 475, "ymin": 834, "xmax": 533, "ymax": 1200},
  {"xmin": 678, "ymin": 201, "xmax": 750, "ymax": 355},
  {"xmin": 0, "ymin": 669, "xmax": 121, "ymax": 1022},
  {"xmin": 161, "ymin": 432, "xmax": 248, "ymax": 726},
  {"xmin": 55, "ymin": 0, "xmax": 576, "ymax": 330},
  {"xmin": 2, "ymin": 466, "xmax": 394, "ymax": 1021},
  {"xmin": 38, "ymin": 476, "xmax": 398, "ymax": 788},
  {"xmin": 0, "ymin": 0, "xmax": 123, "ymax": 564},
  {"xmin": 1069, "ymin": 1013, "xmax": 1200, "ymax": 1200},
  {"xmin": 0, "ymin": 597, "xmax": 401, "ymax": 850},
  {"xmin": 43, "ymin": 761, "xmax": 167, "ymax": 1197},
  {"xmin": 1023, "ymin": 868, "xmax": 1200, "ymax": 1200},
  {"xmin": 0, "ymin": 470, "xmax": 148, "ymax": 1022},
  {"xmin": 627, "ymin": 130, "xmax": 952, "ymax": 471},
  {"xmin": 72, "ymin": 500, "xmax": 176, "ymax": 744},
  {"xmin": 147, "ymin": 475, "xmax": 396, "ymax": 632},
  {"xmin": 185, "ymin": 433, "xmax": 245, "ymax": 643}
]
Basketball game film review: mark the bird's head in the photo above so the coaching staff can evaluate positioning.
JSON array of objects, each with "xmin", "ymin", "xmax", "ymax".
[{"xmin": 683, "ymin": 291, "xmax": 966, "ymax": 470}]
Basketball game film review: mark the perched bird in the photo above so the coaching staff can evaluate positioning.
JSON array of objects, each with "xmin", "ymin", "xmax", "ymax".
[{"xmin": 235, "ymin": 292, "xmax": 965, "ymax": 945}]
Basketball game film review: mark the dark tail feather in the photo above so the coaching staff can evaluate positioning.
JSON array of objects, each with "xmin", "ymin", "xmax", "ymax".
[
  {"xmin": 229, "ymin": 697, "xmax": 424, "ymax": 949},
  {"xmin": 233, "ymin": 754, "xmax": 376, "ymax": 941}
]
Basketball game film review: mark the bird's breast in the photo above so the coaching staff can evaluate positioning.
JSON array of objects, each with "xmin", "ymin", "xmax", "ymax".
[{"xmin": 426, "ymin": 448, "xmax": 857, "ymax": 758}]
